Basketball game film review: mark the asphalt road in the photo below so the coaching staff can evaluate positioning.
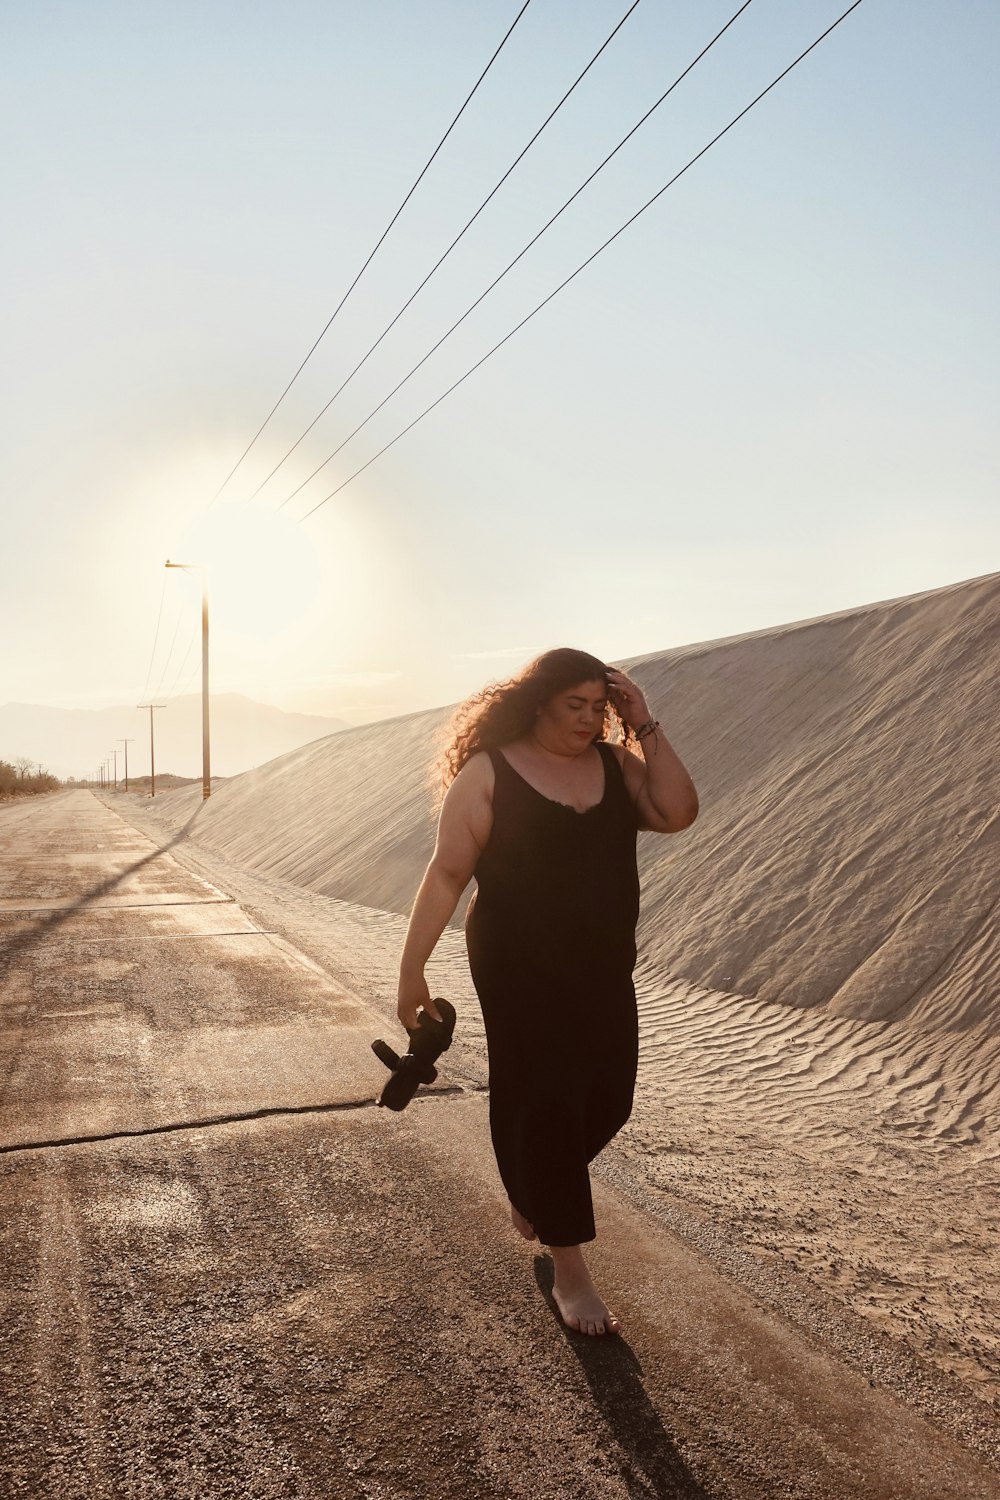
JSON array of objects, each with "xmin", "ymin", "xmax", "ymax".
[{"xmin": 1, "ymin": 791, "xmax": 996, "ymax": 1500}]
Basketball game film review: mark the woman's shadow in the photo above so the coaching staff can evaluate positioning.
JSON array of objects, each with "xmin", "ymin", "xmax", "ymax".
[{"xmin": 533, "ymin": 1255, "xmax": 710, "ymax": 1500}]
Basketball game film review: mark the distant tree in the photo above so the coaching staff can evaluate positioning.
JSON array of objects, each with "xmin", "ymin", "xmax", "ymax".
[{"xmin": 0, "ymin": 758, "xmax": 60, "ymax": 800}]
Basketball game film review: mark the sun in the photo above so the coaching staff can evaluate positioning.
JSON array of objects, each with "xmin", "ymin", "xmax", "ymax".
[{"xmin": 169, "ymin": 500, "xmax": 324, "ymax": 642}]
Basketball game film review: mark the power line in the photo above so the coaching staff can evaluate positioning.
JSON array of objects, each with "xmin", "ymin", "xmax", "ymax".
[
  {"xmin": 153, "ymin": 599, "xmax": 186, "ymax": 699},
  {"xmin": 297, "ymin": 0, "xmax": 866, "ymax": 524},
  {"xmin": 164, "ymin": 629, "xmax": 199, "ymax": 701},
  {"xmin": 139, "ymin": 571, "xmax": 167, "ymax": 704},
  {"xmin": 246, "ymin": 0, "xmax": 645, "ymax": 505},
  {"xmin": 277, "ymin": 0, "xmax": 755, "ymax": 513},
  {"xmin": 206, "ymin": 0, "xmax": 535, "ymax": 511}
]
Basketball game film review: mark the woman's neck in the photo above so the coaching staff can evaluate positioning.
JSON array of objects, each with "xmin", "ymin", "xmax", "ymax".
[{"xmin": 526, "ymin": 728, "xmax": 589, "ymax": 761}]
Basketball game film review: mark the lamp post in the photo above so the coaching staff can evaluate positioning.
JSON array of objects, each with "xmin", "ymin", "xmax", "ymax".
[{"xmin": 165, "ymin": 560, "xmax": 211, "ymax": 800}]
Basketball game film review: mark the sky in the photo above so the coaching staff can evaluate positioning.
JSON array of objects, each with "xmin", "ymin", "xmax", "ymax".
[{"xmin": 3, "ymin": 0, "xmax": 998, "ymax": 735}]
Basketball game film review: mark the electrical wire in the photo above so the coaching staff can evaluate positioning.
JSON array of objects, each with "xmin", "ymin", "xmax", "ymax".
[
  {"xmin": 206, "ymin": 0, "xmax": 535, "ymax": 511},
  {"xmin": 297, "ymin": 0, "xmax": 865, "ymax": 524},
  {"xmin": 152, "ymin": 603, "xmax": 186, "ymax": 699},
  {"xmin": 138, "ymin": 571, "xmax": 167, "ymax": 703},
  {"xmin": 246, "ymin": 0, "xmax": 645, "ymax": 504},
  {"xmin": 163, "ymin": 630, "xmax": 199, "ymax": 701},
  {"xmin": 277, "ymin": 0, "xmax": 755, "ymax": 512}
]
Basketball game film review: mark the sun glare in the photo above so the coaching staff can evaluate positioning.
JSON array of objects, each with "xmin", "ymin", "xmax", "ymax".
[{"xmin": 170, "ymin": 501, "xmax": 324, "ymax": 641}]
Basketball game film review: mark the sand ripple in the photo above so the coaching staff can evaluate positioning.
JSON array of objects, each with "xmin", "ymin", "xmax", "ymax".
[{"xmin": 625, "ymin": 960, "xmax": 1000, "ymax": 1401}]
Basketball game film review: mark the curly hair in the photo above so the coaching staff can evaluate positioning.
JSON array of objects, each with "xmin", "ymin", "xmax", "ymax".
[{"xmin": 434, "ymin": 647, "xmax": 635, "ymax": 800}]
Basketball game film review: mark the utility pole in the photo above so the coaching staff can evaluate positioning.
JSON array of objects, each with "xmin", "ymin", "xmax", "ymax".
[
  {"xmin": 118, "ymin": 738, "xmax": 134, "ymax": 793},
  {"xmin": 111, "ymin": 748, "xmax": 118, "ymax": 791},
  {"xmin": 137, "ymin": 703, "xmax": 166, "ymax": 797},
  {"xmin": 165, "ymin": 561, "xmax": 211, "ymax": 799}
]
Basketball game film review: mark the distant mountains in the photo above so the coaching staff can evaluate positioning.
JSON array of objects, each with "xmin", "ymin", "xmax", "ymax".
[{"xmin": 0, "ymin": 694, "xmax": 350, "ymax": 781}]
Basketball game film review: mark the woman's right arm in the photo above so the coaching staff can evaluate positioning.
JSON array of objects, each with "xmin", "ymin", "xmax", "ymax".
[{"xmin": 397, "ymin": 754, "xmax": 493, "ymax": 1029}]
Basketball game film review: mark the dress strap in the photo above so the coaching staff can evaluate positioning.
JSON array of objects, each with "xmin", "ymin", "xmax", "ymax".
[{"xmin": 597, "ymin": 739, "xmax": 623, "ymax": 778}]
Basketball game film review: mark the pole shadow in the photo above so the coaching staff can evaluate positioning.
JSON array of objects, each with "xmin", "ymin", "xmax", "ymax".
[
  {"xmin": 0, "ymin": 802, "xmax": 207, "ymax": 967},
  {"xmin": 532, "ymin": 1254, "xmax": 710, "ymax": 1500}
]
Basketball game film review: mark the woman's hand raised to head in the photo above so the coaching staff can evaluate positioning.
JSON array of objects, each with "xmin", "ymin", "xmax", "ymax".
[
  {"xmin": 604, "ymin": 669, "xmax": 651, "ymax": 730},
  {"xmin": 397, "ymin": 972, "xmax": 443, "ymax": 1032}
]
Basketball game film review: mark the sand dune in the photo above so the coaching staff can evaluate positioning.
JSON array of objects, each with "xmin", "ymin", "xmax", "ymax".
[
  {"xmin": 144, "ymin": 569, "xmax": 999, "ymax": 1036},
  {"xmin": 117, "ymin": 573, "xmax": 1000, "ymax": 1403}
]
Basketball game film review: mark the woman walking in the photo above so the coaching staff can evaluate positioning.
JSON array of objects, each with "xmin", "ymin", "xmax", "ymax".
[{"xmin": 397, "ymin": 648, "xmax": 698, "ymax": 1336}]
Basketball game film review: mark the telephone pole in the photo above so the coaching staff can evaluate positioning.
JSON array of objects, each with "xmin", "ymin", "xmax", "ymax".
[
  {"xmin": 111, "ymin": 748, "xmax": 118, "ymax": 791},
  {"xmin": 118, "ymin": 738, "xmax": 134, "ymax": 793},
  {"xmin": 137, "ymin": 703, "xmax": 166, "ymax": 797}
]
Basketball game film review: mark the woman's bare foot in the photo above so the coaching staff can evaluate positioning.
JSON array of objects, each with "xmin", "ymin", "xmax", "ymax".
[
  {"xmin": 511, "ymin": 1204, "xmax": 537, "ymax": 1240},
  {"xmin": 549, "ymin": 1244, "xmax": 620, "ymax": 1335}
]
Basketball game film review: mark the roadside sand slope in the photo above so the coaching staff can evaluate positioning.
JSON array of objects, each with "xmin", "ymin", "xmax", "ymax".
[
  {"xmin": 147, "ymin": 569, "xmax": 999, "ymax": 1033},
  {"xmin": 133, "ymin": 572, "xmax": 1000, "ymax": 1407}
]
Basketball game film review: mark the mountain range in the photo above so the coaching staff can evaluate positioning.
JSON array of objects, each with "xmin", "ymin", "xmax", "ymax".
[{"xmin": 0, "ymin": 694, "xmax": 349, "ymax": 781}]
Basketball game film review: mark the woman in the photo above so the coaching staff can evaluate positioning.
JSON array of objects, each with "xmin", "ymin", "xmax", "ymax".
[{"xmin": 397, "ymin": 648, "xmax": 698, "ymax": 1336}]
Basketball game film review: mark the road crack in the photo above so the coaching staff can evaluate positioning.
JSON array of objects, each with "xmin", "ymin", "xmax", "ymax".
[{"xmin": 0, "ymin": 1084, "xmax": 487, "ymax": 1156}]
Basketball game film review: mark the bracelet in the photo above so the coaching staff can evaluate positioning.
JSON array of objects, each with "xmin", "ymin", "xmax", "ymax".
[{"xmin": 635, "ymin": 719, "xmax": 660, "ymax": 741}]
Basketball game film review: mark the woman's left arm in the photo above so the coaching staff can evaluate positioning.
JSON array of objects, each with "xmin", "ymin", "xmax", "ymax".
[{"xmin": 605, "ymin": 668, "xmax": 699, "ymax": 834}]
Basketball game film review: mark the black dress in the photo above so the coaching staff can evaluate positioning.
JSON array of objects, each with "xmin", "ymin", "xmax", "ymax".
[{"xmin": 464, "ymin": 741, "xmax": 640, "ymax": 1246}]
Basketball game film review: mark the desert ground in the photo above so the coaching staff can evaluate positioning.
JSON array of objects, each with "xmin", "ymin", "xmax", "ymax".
[{"xmin": 2, "ymin": 570, "xmax": 997, "ymax": 1496}]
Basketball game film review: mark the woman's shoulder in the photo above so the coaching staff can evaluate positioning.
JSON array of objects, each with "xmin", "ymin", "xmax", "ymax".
[{"xmin": 451, "ymin": 748, "xmax": 498, "ymax": 791}]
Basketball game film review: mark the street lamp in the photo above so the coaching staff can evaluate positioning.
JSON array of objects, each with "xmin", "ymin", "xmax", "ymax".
[{"xmin": 165, "ymin": 560, "xmax": 211, "ymax": 800}]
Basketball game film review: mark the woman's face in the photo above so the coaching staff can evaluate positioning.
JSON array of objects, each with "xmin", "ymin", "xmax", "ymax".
[{"xmin": 535, "ymin": 678, "xmax": 607, "ymax": 753}]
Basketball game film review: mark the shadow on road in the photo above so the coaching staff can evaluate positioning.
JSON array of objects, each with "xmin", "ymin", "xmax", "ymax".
[
  {"xmin": 532, "ymin": 1255, "xmax": 709, "ymax": 1499},
  {"xmin": 0, "ymin": 800, "xmax": 205, "ymax": 967}
]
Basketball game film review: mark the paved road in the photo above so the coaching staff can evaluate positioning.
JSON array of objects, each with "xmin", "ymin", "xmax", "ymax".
[{"xmin": 1, "ymin": 791, "xmax": 996, "ymax": 1500}]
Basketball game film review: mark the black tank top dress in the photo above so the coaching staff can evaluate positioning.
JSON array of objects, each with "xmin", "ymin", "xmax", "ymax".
[{"xmin": 464, "ymin": 741, "xmax": 640, "ymax": 1247}]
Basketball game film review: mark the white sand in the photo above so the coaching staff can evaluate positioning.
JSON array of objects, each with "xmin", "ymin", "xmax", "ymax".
[{"xmin": 128, "ymin": 569, "xmax": 1000, "ymax": 1405}]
